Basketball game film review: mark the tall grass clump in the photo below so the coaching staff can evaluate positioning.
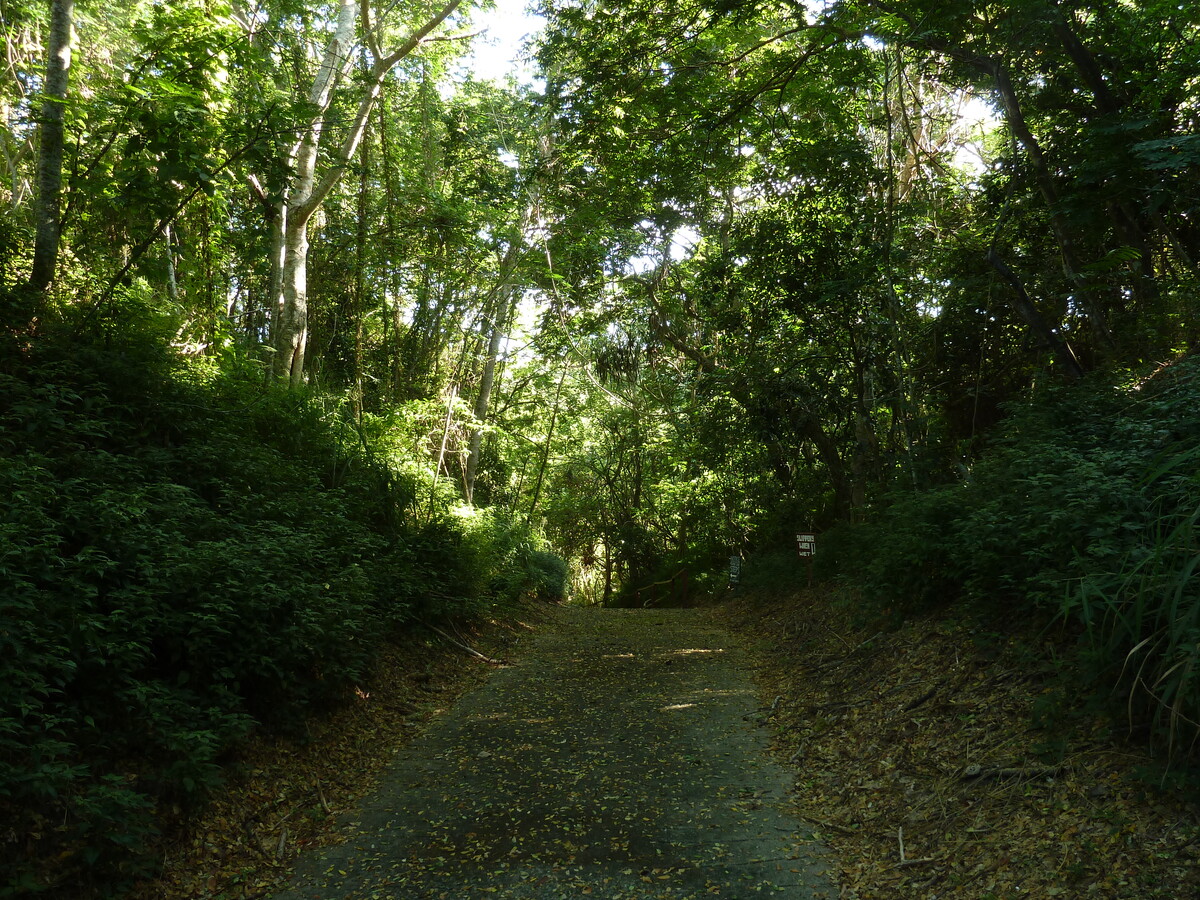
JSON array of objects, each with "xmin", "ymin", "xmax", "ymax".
[{"xmin": 1065, "ymin": 424, "xmax": 1200, "ymax": 758}]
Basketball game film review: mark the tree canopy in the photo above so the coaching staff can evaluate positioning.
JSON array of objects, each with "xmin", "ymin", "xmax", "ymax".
[{"xmin": 2, "ymin": 0, "xmax": 1200, "ymax": 891}]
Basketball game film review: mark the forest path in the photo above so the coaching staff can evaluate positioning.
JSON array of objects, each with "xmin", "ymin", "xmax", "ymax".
[{"xmin": 272, "ymin": 606, "xmax": 832, "ymax": 899}]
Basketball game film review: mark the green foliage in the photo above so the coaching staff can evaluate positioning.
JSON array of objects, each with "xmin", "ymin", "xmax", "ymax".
[
  {"xmin": 831, "ymin": 356, "xmax": 1200, "ymax": 757},
  {"xmin": 1063, "ymin": 379, "xmax": 1200, "ymax": 758},
  {"xmin": 735, "ymin": 550, "xmax": 811, "ymax": 595},
  {"xmin": 0, "ymin": 320, "xmax": 536, "ymax": 895},
  {"xmin": 3, "ymin": 0, "xmax": 1199, "ymax": 879},
  {"xmin": 820, "ymin": 487, "xmax": 966, "ymax": 618},
  {"xmin": 525, "ymin": 550, "xmax": 570, "ymax": 603},
  {"xmin": 456, "ymin": 507, "xmax": 568, "ymax": 607}
]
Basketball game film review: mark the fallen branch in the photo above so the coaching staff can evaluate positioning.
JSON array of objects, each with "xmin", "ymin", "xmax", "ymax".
[
  {"xmin": 896, "ymin": 856, "xmax": 940, "ymax": 869},
  {"xmin": 961, "ymin": 763, "xmax": 1062, "ymax": 781},
  {"xmin": 904, "ymin": 684, "xmax": 940, "ymax": 712},
  {"xmin": 881, "ymin": 677, "xmax": 928, "ymax": 697},
  {"xmin": 381, "ymin": 700, "xmax": 418, "ymax": 715},
  {"xmin": 850, "ymin": 631, "xmax": 885, "ymax": 655},
  {"xmin": 811, "ymin": 697, "xmax": 875, "ymax": 714},
  {"xmin": 797, "ymin": 815, "xmax": 859, "ymax": 835},
  {"xmin": 420, "ymin": 620, "xmax": 504, "ymax": 665},
  {"xmin": 824, "ymin": 623, "xmax": 855, "ymax": 651}
]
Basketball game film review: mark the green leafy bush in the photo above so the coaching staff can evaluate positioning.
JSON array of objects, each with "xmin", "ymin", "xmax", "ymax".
[
  {"xmin": 831, "ymin": 356, "xmax": 1200, "ymax": 757},
  {"xmin": 735, "ymin": 549, "xmax": 810, "ymax": 595},
  {"xmin": 820, "ymin": 486, "xmax": 966, "ymax": 617},
  {"xmin": 455, "ymin": 507, "xmax": 568, "ymax": 607},
  {"xmin": 525, "ymin": 550, "xmax": 569, "ymax": 602},
  {"xmin": 0, "ymin": 333, "xmax": 520, "ymax": 895}
]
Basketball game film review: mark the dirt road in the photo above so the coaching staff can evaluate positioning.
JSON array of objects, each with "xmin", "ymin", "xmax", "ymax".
[{"xmin": 272, "ymin": 606, "xmax": 831, "ymax": 899}]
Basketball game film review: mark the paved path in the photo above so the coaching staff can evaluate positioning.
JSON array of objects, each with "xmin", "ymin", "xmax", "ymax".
[{"xmin": 273, "ymin": 607, "xmax": 832, "ymax": 899}]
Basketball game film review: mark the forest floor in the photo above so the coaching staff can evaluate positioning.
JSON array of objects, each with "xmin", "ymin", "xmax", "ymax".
[
  {"xmin": 268, "ymin": 606, "xmax": 831, "ymax": 899},
  {"xmin": 133, "ymin": 593, "xmax": 1200, "ymax": 900},
  {"xmin": 136, "ymin": 605, "xmax": 833, "ymax": 900},
  {"xmin": 718, "ymin": 587, "xmax": 1200, "ymax": 899}
]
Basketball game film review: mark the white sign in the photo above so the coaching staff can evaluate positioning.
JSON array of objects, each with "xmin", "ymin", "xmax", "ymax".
[{"xmin": 796, "ymin": 532, "xmax": 816, "ymax": 558}]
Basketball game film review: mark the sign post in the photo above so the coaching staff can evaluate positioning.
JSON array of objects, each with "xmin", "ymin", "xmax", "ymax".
[
  {"xmin": 729, "ymin": 555, "xmax": 741, "ymax": 588},
  {"xmin": 796, "ymin": 532, "xmax": 816, "ymax": 588}
]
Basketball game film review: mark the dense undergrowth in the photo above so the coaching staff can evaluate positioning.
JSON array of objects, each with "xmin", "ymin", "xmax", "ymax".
[
  {"xmin": 814, "ymin": 355, "xmax": 1200, "ymax": 762},
  {"xmin": 0, "ymin": 327, "xmax": 565, "ymax": 897}
]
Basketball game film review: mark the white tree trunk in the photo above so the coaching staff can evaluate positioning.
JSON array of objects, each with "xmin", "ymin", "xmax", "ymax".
[
  {"xmin": 272, "ymin": 0, "xmax": 356, "ymax": 384},
  {"xmin": 464, "ymin": 299, "xmax": 509, "ymax": 504},
  {"xmin": 270, "ymin": 0, "xmax": 466, "ymax": 385},
  {"xmin": 27, "ymin": 0, "xmax": 73, "ymax": 295},
  {"xmin": 164, "ymin": 224, "xmax": 178, "ymax": 305}
]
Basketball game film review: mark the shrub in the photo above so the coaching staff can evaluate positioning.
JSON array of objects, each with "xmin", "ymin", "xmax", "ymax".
[
  {"xmin": 821, "ymin": 486, "xmax": 967, "ymax": 617},
  {"xmin": 833, "ymin": 356, "xmax": 1200, "ymax": 758},
  {"xmin": 0, "ymin": 333, "xmax": 514, "ymax": 894},
  {"xmin": 454, "ymin": 507, "xmax": 568, "ymax": 608},
  {"xmin": 525, "ymin": 550, "xmax": 569, "ymax": 602}
]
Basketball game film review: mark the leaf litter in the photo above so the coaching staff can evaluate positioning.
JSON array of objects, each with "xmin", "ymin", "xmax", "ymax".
[
  {"xmin": 269, "ymin": 605, "xmax": 833, "ymax": 899},
  {"xmin": 717, "ymin": 588, "xmax": 1200, "ymax": 899},
  {"xmin": 128, "ymin": 613, "xmax": 537, "ymax": 900}
]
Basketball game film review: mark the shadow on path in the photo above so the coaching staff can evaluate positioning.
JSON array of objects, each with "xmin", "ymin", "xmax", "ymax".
[{"xmin": 273, "ymin": 607, "xmax": 832, "ymax": 899}]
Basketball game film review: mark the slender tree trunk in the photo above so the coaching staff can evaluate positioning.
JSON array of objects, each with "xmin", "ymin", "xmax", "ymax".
[
  {"xmin": 796, "ymin": 411, "xmax": 854, "ymax": 520},
  {"xmin": 26, "ymin": 0, "xmax": 73, "ymax": 296},
  {"xmin": 276, "ymin": 217, "xmax": 312, "ymax": 384},
  {"xmin": 464, "ymin": 301, "xmax": 509, "ymax": 504},
  {"xmin": 1046, "ymin": 1, "xmax": 1117, "ymax": 115},
  {"xmin": 976, "ymin": 61, "xmax": 1113, "ymax": 347},
  {"xmin": 987, "ymin": 248, "xmax": 1085, "ymax": 378},
  {"xmin": 429, "ymin": 383, "xmax": 458, "ymax": 516},
  {"xmin": 353, "ymin": 123, "xmax": 369, "ymax": 421},
  {"xmin": 376, "ymin": 101, "xmax": 405, "ymax": 398},
  {"xmin": 270, "ymin": 0, "xmax": 465, "ymax": 385},
  {"xmin": 603, "ymin": 540, "xmax": 614, "ymax": 607},
  {"xmin": 857, "ymin": 5, "xmax": 1114, "ymax": 349},
  {"xmin": 1045, "ymin": 2, "xmax": 1160, "ymax": 305},
  {"xmin": 527, "ymin": 370, "xmax": 567, "ymax": 523},
  {"xmin": 265, "ymin": 200, "xmax": 285, "ymax": 343},
  {"xmin": 272, "ymin": 0, "xmax": 355, "ymax": 384},
  {"xmin": 464, "ymin": 233, "xmax": 527, "ymax": 502},
  {"xmin": 163, "ymin": 224, "xmax": 178, "ymax": 305}
]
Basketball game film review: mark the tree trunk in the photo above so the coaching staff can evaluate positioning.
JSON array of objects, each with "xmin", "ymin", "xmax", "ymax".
[
  {"xmin": 973, "ymin": 63, "xmax": 1112, "ymax": 347},
  {"xmin": 271, "ymin": 0, "xmax": 355, "ymax": 384},
  {"xmin": 270, "ymin": 0, "xmax": 465, "ymax": 385},
  {"xmin": 275, "ymin": 210, "xmax": 314, "ymax": 384},
  {"xmin": 353, "ymin": 120, "xmax": 369, "ymax": 420},
  {"xmin": 26, "ymin": 0, "xmax": 73, "ymax": 297},
  {"xmin": 527, "ymin": 370, "xmax": 567, "ymax": 523},
  {"xmin": 428, "ymin": 383, "xmax": 458, "ymax": 516},
  {"xmin": 856, "ymin": 5, "xmax": 1115, "ymax": 349},
  {"xmin": 163, "ymin": 224, "xmax": 178, "ymax": 306},
  {"xmin": 602, "ymin": 539, "xmax": 614, "ymax": 607},
  {"xmin": 464, "ymin": 233, "xmax": 528, "ymax": 502},
  {"xmin": 464, "ymin": 300, "xmax": 509, "ymax": 504},
  {"xmin": 987, "ymin": 248, "xmax": 1085, "ymax": 378}
]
